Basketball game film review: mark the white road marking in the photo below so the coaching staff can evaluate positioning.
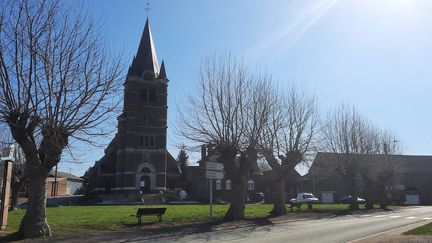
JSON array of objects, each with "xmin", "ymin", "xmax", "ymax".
[
  {"xmin": 422, "ymin": 217, "xmax": 432, "ymax": 220},
  {"xmin": 405, "ymin": 216, "xmax": 417, "ymax": 219},
  {"xmin": 374, "ymin": 215, "xmax": 386, "ymax": 218},
  {"xmin": 361, "ymin": 214, "xmax": 372, "ymax": 217},
  {"xmin": 389, "ymin": 215, "xmax": 401, "ymax": 218}
]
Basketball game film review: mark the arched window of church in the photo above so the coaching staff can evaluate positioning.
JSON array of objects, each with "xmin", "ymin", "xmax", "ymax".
[
  {"xmin": 247, "ymin": 180, "xmax": 255, "ymax": 191},
  {"xmin": 150, "ymin": 136, "xmax": 154, "ymax": 147},
  {"xmin": 139, "ymin": 135, "xmax": 144, "ymax": 147},
  {"xmin": 216, "ymin": 180, "xmax": 222, "ymax": 190},
  {"xmin": 141, "ymin": 167, "xmax": 151, "ymax": 173},
  {"xmin": 149, "ymin": 89, "xmax": 156, "ymax": 103},
  {"xmin": 144, "ymin": 136, "xmax": 149, "ymax": 147},
  {"xmin": 225, "ymin": 180, "xmax": 231, "ymax": 191},
  {"xmin": 139, "ymin": 89, "xmax": 147, "ymax": 101}
]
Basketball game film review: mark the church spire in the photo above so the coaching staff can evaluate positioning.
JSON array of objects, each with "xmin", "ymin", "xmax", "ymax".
[
  {"xmin": 129, "ymin": 17, "xmax": 159, "ymax": 78},
  {"xmin": 158, "ymin": 60, "xmax": 167, "ymax": 79}
]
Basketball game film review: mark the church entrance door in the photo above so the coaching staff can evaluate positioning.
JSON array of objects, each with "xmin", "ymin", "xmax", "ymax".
[{"xmin": 140, "ymin": 176, "xmax": 151, "ymax": 193}]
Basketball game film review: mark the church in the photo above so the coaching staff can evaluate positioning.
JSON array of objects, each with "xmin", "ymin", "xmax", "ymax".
[{"xmin": 86, "ymin": 18, "xmax": 181, "ymax": 201}]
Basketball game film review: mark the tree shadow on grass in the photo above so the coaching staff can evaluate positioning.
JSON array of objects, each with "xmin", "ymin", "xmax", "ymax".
[
  {"xmin": 117, "ymin": 217, "xmax": 274, "ymax": 242},
  {"xmin": 0, "ymin": 231, "xmax": 22, "ymax": 242},
  {"xmin": 45, "ymin": 217, "xmax": 275, "ymax": 242}
]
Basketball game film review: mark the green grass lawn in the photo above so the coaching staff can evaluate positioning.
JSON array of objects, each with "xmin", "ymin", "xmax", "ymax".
[
  {"xmin": 405, "ymin": 222, "xmax": 432, "ymax": 235},
  {"xmin": 5, "ymin": 203, "xmax": 390, "ymax": 234}
]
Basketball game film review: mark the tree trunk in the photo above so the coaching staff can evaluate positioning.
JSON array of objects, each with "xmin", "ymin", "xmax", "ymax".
[
  {"xmin": 224, "ymin": 179, "xmax": 246, "ymax": 221},
  {"xmin": 380, "ymin": 186, "xmax": 388, "ymax": 209},
  {"xmin": 365, "ymin": 199, "xmax": 374, "ymax": 210},
  {"xmin": 18, "ymin": 169, "xmax": 51, "ymax": 238},
  {"xmin": 270, "ymin": 178, "xmax": 286, "ymax": 216},
  {"xmin": 349, "ymin": 193, "xmax": 360, "ymax": 210},
  {"xmin": 10, "ymin": 180, "xmax": 21, "ymax": 211},
  {"xmin": 364, "ymin": 185, "xmax": 374, "ymax": 210}
]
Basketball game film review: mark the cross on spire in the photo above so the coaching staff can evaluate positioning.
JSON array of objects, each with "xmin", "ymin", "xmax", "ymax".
[{"xmin": 145, "ymin": 2, "xmax": 151, "ymax": 17}]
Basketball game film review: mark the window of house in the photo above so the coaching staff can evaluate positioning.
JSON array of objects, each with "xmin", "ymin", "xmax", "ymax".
[
  {"xmin": 139, "ymin": 89, "xmax": 147, "ymax": 101},
  {"xmin": 149, "ymin": 89, "xmax": 156, "ymax": 103},
  {"xmin": 225, "ymin": 180, "xmax": 231, "ymax": 190},
  {"xmin": 216, "ymin": 180, "xmax": 222, "ymax": 190},
  {"xmin": 247, "ymin": 180, "xmax": 255, "ymax": 191}
]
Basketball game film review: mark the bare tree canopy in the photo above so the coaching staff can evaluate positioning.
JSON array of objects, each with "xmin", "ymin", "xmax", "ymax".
[
  {"xmin": 320, "ymin": 105, "xmax": 403, "ymax": 210},
  {"xmin": 0, "ymin": 0, "xmax": 122, "ymax": 238},
  {"xmin": 178, "ymin": 54, "xmax": 273, "ymax": 220},
  {"xmin": 259, "ymin": 85, "xmax": 318, "ymax": 215}
]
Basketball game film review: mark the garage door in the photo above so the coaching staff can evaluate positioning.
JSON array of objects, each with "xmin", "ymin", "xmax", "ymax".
[
  {"xmin": 405, "ymin": 195, "xmax": 419, "ymax": 205},
  {"xmin": 322, "ymin": 192, "xmax": 334, "ymax": 203}
]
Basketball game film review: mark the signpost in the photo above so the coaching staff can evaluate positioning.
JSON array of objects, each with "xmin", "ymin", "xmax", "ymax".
[
  {"xmin": 0, "ymin": 154, "xmax": 13, "ymax": 230},
  {"xmin": 205, "ymin": 161, "xmax": 224, "ymax": 222}
]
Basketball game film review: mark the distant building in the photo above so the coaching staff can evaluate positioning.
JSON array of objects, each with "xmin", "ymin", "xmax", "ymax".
[
  {"xmin": 301, "ymin": 152, "xmax": 432, "ymax": 205},
  {"xmin": 183, "ymin": 145, "xmax": 303, "ymax": 203},
  {"xmin": 46, "ymin": 171, "xmax": 85, "ymax": 197},
  {"xmin": 85, "ymin": 18, "xmax": 180, "ymax": 201},
  {"xmin": 19, "ymin": 170, "xmax": 84, "ymax": 201}
]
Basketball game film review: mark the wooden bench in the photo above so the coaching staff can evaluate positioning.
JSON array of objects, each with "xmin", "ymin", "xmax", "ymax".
[{"xmin": 130, "ymin": 207, "xmax": 167, "ymax": 223}]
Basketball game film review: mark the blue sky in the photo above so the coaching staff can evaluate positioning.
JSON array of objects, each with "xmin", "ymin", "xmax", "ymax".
[{"xmin": 59, "ymin": 0, "xmax": 432, "ymax": 176}]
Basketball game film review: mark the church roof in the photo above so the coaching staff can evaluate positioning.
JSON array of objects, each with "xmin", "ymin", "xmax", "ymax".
[{"xmin": 128, "ymin": 17, "xmax": 159, "ymax": 78}]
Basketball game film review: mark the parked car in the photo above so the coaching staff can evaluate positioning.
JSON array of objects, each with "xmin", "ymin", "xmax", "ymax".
[
  {"xmin": 290, "ymin": 192, "xmax": 319, "ymax": 206},
  {"xmin": 338, "ymin": 195, "xmax": 366, "ymax": 204},
  {"xmin": 249, "ymin": 192, "xmax": 265, "ymax": 203}
]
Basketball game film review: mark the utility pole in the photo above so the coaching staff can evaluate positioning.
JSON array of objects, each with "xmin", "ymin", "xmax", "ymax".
[{"xmin": 52, "ymin": 165, "xmax": 58, "ymax": 197}]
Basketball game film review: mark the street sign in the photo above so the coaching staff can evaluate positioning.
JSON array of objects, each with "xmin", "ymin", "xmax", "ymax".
[
  {"xmin": 204, "ymin": 161, "xmax": 225, "ymax": 222},
  {"xmin": 395, "ymin": 184, "xmax": 405, "ymax": 190},
  {"xmin": 205, "ymin": 170, "xmax": 224, "ymax": 180},
  {"xmin": 205, "ymin": 162, "xmax": 224, "ymax": 171}
]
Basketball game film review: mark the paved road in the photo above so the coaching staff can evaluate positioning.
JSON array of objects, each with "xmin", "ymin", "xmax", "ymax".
[{"xmin": 129, "ymin": 206, "xmax": 432, "ymax": 243}]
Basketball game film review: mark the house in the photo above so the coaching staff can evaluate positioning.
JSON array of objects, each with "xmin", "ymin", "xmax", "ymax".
[
  {"xmin": 301, "ymin": 152, "xmax": 432, "ymax": 205},
  {"xmin": 254, "ymin": 169, "xmax": 302, "ymax": 203},
  {"xmin": 184, "ymin": 145, "xmax": 302, "ymax": 203},
  {"xmin": 46, "ymin": 171, "xmax": 85, "ymax": 197}
]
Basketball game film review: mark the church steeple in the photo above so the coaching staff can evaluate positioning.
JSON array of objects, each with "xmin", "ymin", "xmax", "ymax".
[
  {"xmin": 128, "ymin": 17, "xmax": 159, "ymax": 79},
  {"xmin": 158, "ymin": 60, "xmax": 167, "ymax": 79}
]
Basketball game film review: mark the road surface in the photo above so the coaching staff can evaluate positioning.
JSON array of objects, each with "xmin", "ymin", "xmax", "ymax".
[{"xmin": 131, "ymin": 206, "xmax": 432, "ymax": 243}]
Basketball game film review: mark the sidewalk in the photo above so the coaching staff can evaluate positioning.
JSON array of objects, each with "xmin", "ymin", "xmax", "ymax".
[{"xmin": 350, "ymin": 221, "xmax": 432, "ymax": 243}]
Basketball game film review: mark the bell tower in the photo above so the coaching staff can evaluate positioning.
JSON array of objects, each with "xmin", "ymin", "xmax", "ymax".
[
  {"xmin": 88, "ymin": 16, "xmax": 179, "ymax": 200},
  {"xmin": 115, "ymin": 17, "xmax": 169, "ymax": 195}
]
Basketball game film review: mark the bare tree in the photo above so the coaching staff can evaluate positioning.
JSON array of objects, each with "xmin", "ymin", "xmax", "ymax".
[
  {"xmin": 320, "ymin": 105, "xmax": 402, "ymax": 210},
  {"xmin": 178, "ymin": 54, "xmax": 272, "ymax": 220},
  {"xmin": 360, "ymin": 131, "xmax": 403, "ymax": 209},
  {"xmin": 259, "ymin": 86, "xmax": 318, "ymax": 216},
  {"xmin": 321, "ymin": 105, "xmax": 376, "ymax": 210},
  {"xmin": 0, "ymin": 0, "xmax": 122, "ymax": 238}
]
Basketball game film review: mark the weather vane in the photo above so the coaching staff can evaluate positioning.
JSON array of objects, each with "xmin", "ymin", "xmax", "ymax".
[{"xmin": 145, "ymin": 2, "xmax": 151, "ymax": 17}]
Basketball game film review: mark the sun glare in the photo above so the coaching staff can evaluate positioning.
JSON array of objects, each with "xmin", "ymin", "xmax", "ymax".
[{"xmin": 361, "ymin": 0, "xmax": 419, "ymax": 17}]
